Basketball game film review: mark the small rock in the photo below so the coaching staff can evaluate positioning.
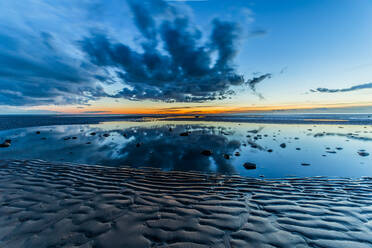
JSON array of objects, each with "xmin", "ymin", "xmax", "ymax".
[
  {"xmin": 326, "ymin": 151, "xmax": 336, "ymax": 154},
  {"xmin": 180, "ymin": 132, "xmax": 189, "ymax": 136},
  {"xmin": 296, "ymin": 148, "xmax": 301, "ymax": 151},
  {"xmin": 301, "ymin": 163, "xmax": 310, "ymax": 166},
  {"xmin": 36, "ymin": 131, "xmax": 41, "ymax": 134},
  {"xmin": 336, "ymin": 147, "xmax": 343, "ymax": 150},
  {"xmin": 0, "ymin": 141, "xmax": 11, "ymax": 148},
  {"xmin": 267, "ymin": 149, "xmax": 273, "ymax": 153},
  {"xmin": 243, "ymin": 162, "xmax": 256, "ymax": 170},
  {"xmin": 358, "ymin": 151, "xmax": 369, "ymax": 157},
  {"xmin": 223, "ymin": 154, "xmax": 230, "ymax": 159},
  {"xmin": 235, "ymin": 151, "xmax": 240, "ymax": 156},
  {"xmin": 136, "ymin": 143, "xmax": 141, "ymax": 147},
  {"xmin": 90, "ymin": 132, "xmax": 96, "ymax": 136},
  {"xmin": 280, "ymin": 143, "xmax": 286, "ymax": 148},
  {"xmin": 86, "ymin": 142, "xmax": 91, "ymax": 145},
  {"xmin": 103, "ymin": 134, "xmax": 110, "ymax": 137},
  {"xmin": 63, "ymin": 137, "xmax": 71, "ymax": 140},
  {"xmin": 72, "ymin": 137, "xmax": 77, "ymax": 140},
  {"xmin": 201, "ymin": 150, "xmax": 212, "ymax": 156}
]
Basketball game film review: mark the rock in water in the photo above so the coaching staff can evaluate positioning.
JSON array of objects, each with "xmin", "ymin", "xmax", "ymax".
[
  {"xmin": 235, "ymin": 151, "xmax": 240, "ymax": 156},
  {"xmin": 223, "ymin": 154, "xmax": 230, "ymax": 159},
  {"xmin": 243, "ymin": 162, "xmax": 256, "ymax": 170},
  {"xmin": 301, "ymin": 163, "xmax": 310, "ymax": 166},
  {"xmin": 90, "ymin": 132, "xmax": 96, "ymax": 136},
  {"xmin": 180, "ymin": 132, "xmax": 189, "ymax": 136},
  {"xmin": 0, "ymin": 141, "xmax": 11, "ymax": 148},
  {"xmin": 280, "ymin": 143, "xmax": 286, "ymax": 148},
  {"xmin": 358, "ymin": 151, "xmax": 369, "ymax": 157},
  {"xmin": 201, "ymin": 150, "xmax": 212, "ymax": 156}
]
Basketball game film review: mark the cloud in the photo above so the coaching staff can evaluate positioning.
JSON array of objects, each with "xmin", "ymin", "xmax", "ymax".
[
  {"xmin": 0, "ymin": 0, "xmax": 270, "ymax": 106},
  {"xmin": 248, "ymin": 28, "xmax": 268, "ymax": 37},
  {"xmin": 0, "ymin": 1, "xmax": 109, "ymax": 106},
  {"xmin": 311, "ymin": 82, "xmax": 372, "ymax": 93},
  {"xmin": 246, "ymin": 73, "xmax": 272, "ymax": 99},
  {"xmin": 80, "ymin": 0, "xmax": 271, "ymax": 102}
]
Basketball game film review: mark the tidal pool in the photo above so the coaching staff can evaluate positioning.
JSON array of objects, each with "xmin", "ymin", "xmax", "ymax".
[{"xmin": 0, "ymin": 120, "xmax": 371, "ymax": 178}]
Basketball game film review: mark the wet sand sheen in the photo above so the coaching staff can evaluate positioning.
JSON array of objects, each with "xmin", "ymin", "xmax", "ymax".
[{"xmin": 0, "ymin": 160, "xmax": 372, "ymax": 248}]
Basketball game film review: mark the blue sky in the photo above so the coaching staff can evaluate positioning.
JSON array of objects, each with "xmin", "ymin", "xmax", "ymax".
[{"xmin": 0, "ymin": 0, "xmax": 371, "ymax": 114}]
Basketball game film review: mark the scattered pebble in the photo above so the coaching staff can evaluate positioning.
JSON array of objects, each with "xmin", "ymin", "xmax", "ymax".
[
  {"xmin": 326, "ymin": 151, "xmax": 336, "ymax": 154},
  {"xmin": 0, "ymin": 139, "xmax": 11, "ymax": 148},
  {"xmin": 201, "ymin": 150, "xmax": 212, "ymax": 156},
  {"xmin": 358, "ymin": 151, "xmax": 369, "ymax": 157},
  {"xmin": 280, "ymin": 143, "xmax": 286, "ymax": 148},
  {"xmin": 243, "ymin": 162, "xmax": 256, "ymax": 170}
]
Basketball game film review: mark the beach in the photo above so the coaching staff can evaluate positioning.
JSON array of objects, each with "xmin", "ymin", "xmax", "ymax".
[
  {"xmin": 0, "ymin": 115, "xmax": 371, "ymax": 247},
  {"xmin": 0, "ymin": 159, "xmax": 371, "ymax": 247}
]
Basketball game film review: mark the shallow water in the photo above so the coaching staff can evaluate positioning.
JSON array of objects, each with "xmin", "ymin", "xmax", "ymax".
[{"xmin": 0, "ymin": 119, "xmax": 371, "ymax": 178}]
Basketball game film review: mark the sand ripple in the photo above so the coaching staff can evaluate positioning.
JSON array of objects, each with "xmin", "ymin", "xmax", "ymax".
[{"xmin": 0, "ymin": 160, "xmax": 371, "ymax": 247}]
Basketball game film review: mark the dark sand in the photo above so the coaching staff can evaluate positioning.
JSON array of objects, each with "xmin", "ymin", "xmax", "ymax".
[{"xmin": 0, "ymin": 160, "xmax": 372, "ymax": 248}]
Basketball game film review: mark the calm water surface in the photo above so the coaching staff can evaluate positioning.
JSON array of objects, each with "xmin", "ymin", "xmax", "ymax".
[{"xmin": 0, "ymin": 120, "xmax": 371, "ymax": 178}]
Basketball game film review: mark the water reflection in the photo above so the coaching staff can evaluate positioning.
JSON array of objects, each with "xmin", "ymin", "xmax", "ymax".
[{"xmin": 0, "ymin": 121, "xmax": 371, "ymax": 178}]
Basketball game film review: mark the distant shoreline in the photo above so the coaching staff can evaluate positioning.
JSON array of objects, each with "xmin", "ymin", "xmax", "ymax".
[{"xmin": 0, "ymin": 114, "xmax": 371, "ymax": 131}]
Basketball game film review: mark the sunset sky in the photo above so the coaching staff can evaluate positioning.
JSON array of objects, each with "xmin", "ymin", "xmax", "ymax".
[{"xmin": 1, "ymin": 0, "xmax": 372, "ymax": 114}]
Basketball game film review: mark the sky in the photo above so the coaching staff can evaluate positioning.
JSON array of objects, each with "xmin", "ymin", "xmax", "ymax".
[{"xmin": 0, "ymin": 0, "xmax": 372, "ymax": 114}]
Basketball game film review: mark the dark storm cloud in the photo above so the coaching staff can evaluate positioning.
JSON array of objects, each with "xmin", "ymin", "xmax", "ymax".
[
  {"xmin": 0, "ymin": 31, "xmax": 108, "ymax": 106},
  {"xmin": 311, "ymin": 82, "xmax": 372, "ymax": 93},
  {"xmin": 80, "ymin": 0, "xmax": 271, "ymax": 102},
  {"xmin": 0, "ymin": 0, "xmax": 271, "ymax": 106}
]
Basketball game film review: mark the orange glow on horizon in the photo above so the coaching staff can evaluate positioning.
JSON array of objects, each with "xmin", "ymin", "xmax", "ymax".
[{"xmin": 40, "ymin": 102, "xmax": 372, "ymax": 115}]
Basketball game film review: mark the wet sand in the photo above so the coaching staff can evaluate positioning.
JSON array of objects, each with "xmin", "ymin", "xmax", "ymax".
[{"xmin": 0, "ymin": 160, "xmax": 371, "ymax": 248}]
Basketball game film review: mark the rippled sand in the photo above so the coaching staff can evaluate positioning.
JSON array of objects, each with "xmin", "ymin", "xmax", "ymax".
[{"xmin": 0, "ymin": 160, "xmax": 371, "ymax": 248}]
